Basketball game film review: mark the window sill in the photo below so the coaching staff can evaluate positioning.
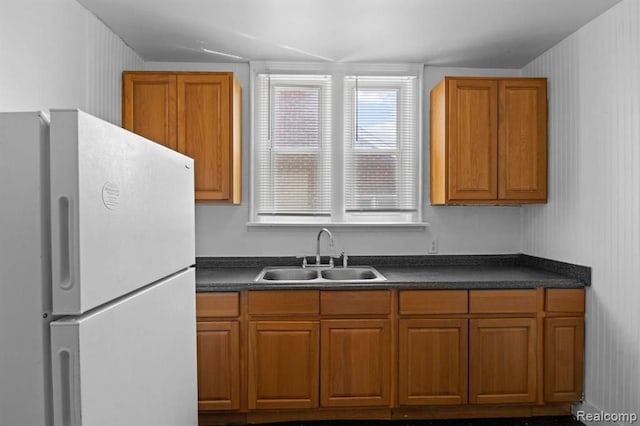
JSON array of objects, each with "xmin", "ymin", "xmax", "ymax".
[{"xmin": 246, "ymin": 221, "xmax": 430, "ymax": 229}]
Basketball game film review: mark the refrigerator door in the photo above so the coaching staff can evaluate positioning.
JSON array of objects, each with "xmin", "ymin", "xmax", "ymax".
[
  {"xmin": 49, "ymin": 110, "xmax": 195, "ymax": 315},
  {"xmin": 50, "ymin": 268, "xmax": 197, "ymax": 426}
]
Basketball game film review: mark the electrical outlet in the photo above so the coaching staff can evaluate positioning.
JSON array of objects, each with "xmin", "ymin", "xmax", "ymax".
[{"xmin": 428, "ymin": 238, "xmax": 439, "ymax": 254}]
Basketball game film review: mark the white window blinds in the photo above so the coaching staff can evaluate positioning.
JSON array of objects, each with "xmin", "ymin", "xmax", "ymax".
[
  {"xmin": 344, "ymin": 76, "xmax": 418, "ymax": 212},
  {"xmin": 251, "ymin": 66, "xmax": 422, "ymax": 225},
  {"xmin": 254, "ymin": 74, "xmax": 332, "ymax": 216}
]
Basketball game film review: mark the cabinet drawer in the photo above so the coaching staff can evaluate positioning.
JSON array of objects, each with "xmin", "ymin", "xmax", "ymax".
[
  {"xmin": 196, "ymin": 293, "xmax": 239, "ymax": 318},
  {"xmin": 321, "ymin": 290, "xmax": 390, "ymax": 316},
  {"xmin": 399, "ymin": 290, "xmax": 468, "ymax": 315},
  {"xmin": 545, "ymin": 289, "xmax": 585, "ymax": 313},
  {"xmin": 249, "ymin": 290, "xmax": 319, "ymax": 315},
  {"xmin": 469, "ymin": 290, "xmax": 536, "ymax": 314}
]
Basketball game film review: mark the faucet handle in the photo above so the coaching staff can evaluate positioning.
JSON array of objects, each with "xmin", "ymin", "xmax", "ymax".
[
  {"xmin": 297, "ymin": 256, "xmax": 308, "ymax": 268},
  {"xmin": 329, "ymin": 256, "xmax": 334, "ymax": 268},
  {"xmin": 341, "ymin": 252, "xmax": 348, "ymax": 268}
]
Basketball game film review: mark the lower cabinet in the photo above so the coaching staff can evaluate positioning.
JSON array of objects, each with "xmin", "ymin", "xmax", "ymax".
[
  {"xmin": 195, "ymin": 293, "xmax": 241, "ymax": 412},
  {"xmin": 248, "ymin": 321, "xmax": 319, "ymax": 409},
  {"xmin": 398, "ymin": 318, "xmax": 468, "ymax": 405},
  {"xmin": 469, "ymin": 318, "xmax": 537, "ymax": 404},
  {"xmin": 196, "ymin": 321, "xmax": 241, "ymax": 411},
  {"xmin": 321, "ymin": 319, "xmax": 391, "ymax": 407},
  {"xmin": 543, "ymin": 288, "xmax": 586, "ymax": 403},
  {"xmin": 544, "ymin": 316, "xmax": 585, "ymax": 402},
  {"xmin": 196, "ymin": 288, "xmax": 585, "ymax": 423}
]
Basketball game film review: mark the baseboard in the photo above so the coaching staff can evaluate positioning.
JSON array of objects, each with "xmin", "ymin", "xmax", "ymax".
[{"xmin": 199, "ymin": 404, "xmax": 573, "ymax": 425}]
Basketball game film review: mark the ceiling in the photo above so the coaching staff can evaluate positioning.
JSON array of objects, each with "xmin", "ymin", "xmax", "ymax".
[{"xmin": 78, "ymin": 0, "xmax": 621, "ymax": 68}]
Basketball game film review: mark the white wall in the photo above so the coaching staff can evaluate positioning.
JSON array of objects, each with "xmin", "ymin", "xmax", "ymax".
[
  {"xmin": 521, "ymin": 0, "xmax": 640, "ymax": 423},
  {"xmin": 146, "ymin": 62, "xmax": 524, "ymax": 256},
  {"xmin": 0, "ymin": 1, "xmax": 524, "ymax": 258},
  {"xmin": 0, "ymin": 0, "xmax": 142, "ymax": 124},
  {"xmin": 0, "ymin": 3, "xmax": 141, "ymax": 423}
]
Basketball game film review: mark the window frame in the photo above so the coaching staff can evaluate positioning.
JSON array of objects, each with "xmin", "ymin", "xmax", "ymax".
[{"xmin": 249, "ymin": 62, "xmax": 425, "ymax": 227}]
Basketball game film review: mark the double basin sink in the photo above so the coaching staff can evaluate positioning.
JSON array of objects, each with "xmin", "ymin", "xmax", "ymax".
[{"xmin": 254, "ymin": 266, "xmax": 386, "ymax": 284}]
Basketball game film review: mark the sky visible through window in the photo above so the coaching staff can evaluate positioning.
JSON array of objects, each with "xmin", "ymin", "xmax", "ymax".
[{"xmin": 355, "ymin": 89, "xmax": 398, "ymax": 150}]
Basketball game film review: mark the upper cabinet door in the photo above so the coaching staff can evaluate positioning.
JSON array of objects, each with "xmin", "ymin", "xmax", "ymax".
[
  {"xmin": 430, "ymin": 76, "xmax": 547, "ymax": 205},
  {"xmin": 177, "ymin": 74, "xmax": 232, "ymax": 202},
  {"xmin": 122, "ymin": 73, "xmax": 177, "ymax": 150},
  {"xmin": 498, "ymin": 79, "xmax": 547, "ymax": 201},
  {"xmin": 447, "ymin": 79, "xmax": 498, "ymax": 201},
  {"xmin": 123, "ymin": 71, "xmax": 242, "ymax": 204}
]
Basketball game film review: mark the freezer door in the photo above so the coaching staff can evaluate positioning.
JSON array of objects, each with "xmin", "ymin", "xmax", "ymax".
[
  {"xmin": 49, "ymin": 109, "xmax": 195, "ymax": 315},
  {"xmin": 50, "ymin": 268, "xmax": 197, "ymax": 426}
]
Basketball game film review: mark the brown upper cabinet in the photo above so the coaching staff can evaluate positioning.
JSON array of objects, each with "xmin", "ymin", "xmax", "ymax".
[
  {"xmin": 430, "ymin": 77, "xmax": 547, "ymax": 205},
  {"xmin": 123, "ymin": 71, "xmax": 241, "ymax": 203}
]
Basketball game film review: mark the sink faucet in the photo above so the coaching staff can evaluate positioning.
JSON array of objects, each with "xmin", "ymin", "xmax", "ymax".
[{"xmin": 315, "ymin": 228, "xmax": 334, "ymax": 266}]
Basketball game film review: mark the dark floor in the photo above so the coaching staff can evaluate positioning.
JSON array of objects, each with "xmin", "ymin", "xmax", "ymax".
[{"xmin": 263, "ymin": 416, "xmax": 584, "ymax": 426}]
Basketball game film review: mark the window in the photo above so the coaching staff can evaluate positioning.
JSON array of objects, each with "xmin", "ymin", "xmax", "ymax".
[
  {"xmin": 251, "ymin": 65, "xmax": 422, "ymax": 225},
  {"xmin": 254, "ymin": 74, "xmax": 332, "ymax": 216},
  {"xmin": 344, "ymin": 76, "xmax": 418, "ymax": 214}
]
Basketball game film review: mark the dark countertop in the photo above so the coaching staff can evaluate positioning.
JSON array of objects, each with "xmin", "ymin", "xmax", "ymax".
[{"xmin": 196, "ymin": 256, "xmax": 587, "ymax": 292}]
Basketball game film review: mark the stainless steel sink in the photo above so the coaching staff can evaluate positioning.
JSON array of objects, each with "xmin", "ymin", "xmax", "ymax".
[
  {"xmin": 261, "ymin": 268, "xmax": 318, "ymax": 281},
  {"xmin": 254, "ymin": 266, "xmax": 385, "ymax": 284},
  {"xmin": 320, "ymin": 268, "xmax": 382, "ymax": 281}
]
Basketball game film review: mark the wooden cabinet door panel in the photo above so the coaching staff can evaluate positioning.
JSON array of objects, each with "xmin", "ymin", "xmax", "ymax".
[
  {"xmin": 122, "ymin": 73, "xmax": 177, "ymax": 150},
  {"xmin": 196, "ymin": 321, "xmax": 240, "ymax": 411},
  {"xmin": 321, "ymin": 319, "xmax": 391, "ymax": 407},
  {"xmin": 248, "ymin": 321, "xmax": 319, "ymax": 409},
  {"xmin": 498, "ymin": 79, "xmax": 547, "ymax": 201},
  {"xmin": 177, "ymin": 74, "xmax": 231, "ymax": 202},
  {"xmin": 123, "ymin": 71, "xmax": 241, "ymax": 203},
  {"xmin": 544, "ymin": 317, "xmax": 584, "ymax": 402},
  {"xmin": 398, "ymin": 319, "xmax": 468, "ymax": 406},
  {"xmin": 447, "ymin": 79, "xmax": 498, "ymax": 201},
  {"xmin": 469, "ymin": 318, "xmax": 537, "ymax": 404}
]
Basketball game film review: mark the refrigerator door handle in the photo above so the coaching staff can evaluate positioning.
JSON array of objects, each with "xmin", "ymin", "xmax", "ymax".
[
  {"xmin": 51, "ymin": 342, "xmax": 81, "ymax": 426},
  {"xmin": 58, "ymin": 349, "xmax": 73, "ymax": 425},
  {"xmin": 55, "ymin": 195, "xmax": 74, "ymax": 291}
]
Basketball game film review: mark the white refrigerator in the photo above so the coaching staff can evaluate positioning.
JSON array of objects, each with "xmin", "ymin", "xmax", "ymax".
[{"xmin": 0, "ymin": 110, "xmax": 198, "ymax": 426}]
